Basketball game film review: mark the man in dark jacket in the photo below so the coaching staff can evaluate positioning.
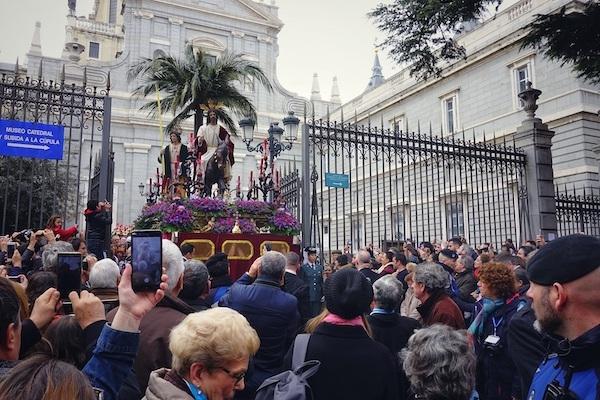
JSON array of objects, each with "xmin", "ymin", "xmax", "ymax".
[
  {"xmin": 283, "ymin": 252, "xmax": 310, "ymax": 329},
  {"xmin": 368, "ymin": 275, "xmax": 421, "ymax": 399},
  {"xmin": 219, "ymin": 251, "xmax": 299, "ymax": 399},
  {"xmin": 524, "ymin": 235, "xmax": 600, "ymax": 400},
  {"xmin": 206, "ymin": 252, "xmax": 232, "ymax": 305},
  {"xmin": 84, "ymin": 199, "xmax": 112, "ymax": 259},
  {"xmin": 453, "ymin": 255, "xmax": 477, "ymax": 302}
]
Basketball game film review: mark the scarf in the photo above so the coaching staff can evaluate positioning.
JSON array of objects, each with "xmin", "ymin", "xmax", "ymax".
[
  {"xmin": 468, "ymin": 297, "xmax": 505, "ymax": 336},
  {"xmin": 323, "ymin": 313, "xmax": 365, "ymax": 328}
]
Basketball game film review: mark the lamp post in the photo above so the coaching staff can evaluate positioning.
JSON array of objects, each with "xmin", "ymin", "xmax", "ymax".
[
  {"xmin": 240, "ymin": 111, "xmax": 300, "ymax": 201},
  {"xmin": 139, "ymin": 181, "xmax": 159, "ymax": 204}
]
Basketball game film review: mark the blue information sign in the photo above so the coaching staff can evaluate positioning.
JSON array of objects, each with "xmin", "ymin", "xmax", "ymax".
[
  {"xmin": 325, "ymin": 173, "xmax": 350, "ymax": 189},
  {"xmin": 0, "ymin": 119, "xmax": 64, "ymax": 160}
]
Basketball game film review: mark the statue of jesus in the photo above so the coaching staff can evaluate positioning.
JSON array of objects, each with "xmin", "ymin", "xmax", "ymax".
[{"xmin": 196, "ymin": 109, "xmax": 235, "ymax": 184}]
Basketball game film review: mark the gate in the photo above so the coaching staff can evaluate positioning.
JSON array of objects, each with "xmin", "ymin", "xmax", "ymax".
[
  {"xmin": 304, "ymin": 118, "xmax": 528, "ymax": 254},
  {"xmin": 0, "ymin": 68, "xmax": 111, "ymax": 234},
  {"xmin": 556, "ymin": 185, "xmax": 600, "ymax": 237}
]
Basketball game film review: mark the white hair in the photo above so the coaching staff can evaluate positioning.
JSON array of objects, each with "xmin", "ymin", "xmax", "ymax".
[
  {"xmin": 162, "ymin": 239, "xmax": 185, "ymax": 291},
  {"xmin": 89, "ymin": 258, "xmax": 120, "ymax": 289}
]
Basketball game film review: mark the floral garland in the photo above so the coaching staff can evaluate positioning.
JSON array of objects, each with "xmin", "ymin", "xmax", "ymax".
[{"xmin": 133, "ymin": 196, "xmax": 300, "ymax": 236}]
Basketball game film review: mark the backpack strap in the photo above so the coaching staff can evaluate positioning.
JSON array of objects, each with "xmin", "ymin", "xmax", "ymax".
[{"xmin": 292, "ymin": 334, "xmax": 311, "ymax": 370}]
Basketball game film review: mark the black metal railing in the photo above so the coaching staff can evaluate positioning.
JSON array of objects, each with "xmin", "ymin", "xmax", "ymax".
[
  {"xmin": 556, "ymin": 185, "xmax": 600, "ymax": 237},
  {"xmin": 279, "ymin": 169, "xmax": 301, "ymax": 221},
  {"xmin": 306, "ymin": 119, "xmax": 528, "ymax": 253},
  {"xmin": 0, "ymin": 69, "xmax": 110, "ymax": 234}
]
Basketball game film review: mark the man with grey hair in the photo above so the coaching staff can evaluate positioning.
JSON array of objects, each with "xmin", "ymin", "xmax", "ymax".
[
  {"xmin": 107, "ymin": 239, "xmax": 195, "ymax": 396},
  {"xmin": 283, "ymin": 251, "xmax": 310, "ymax": 325},
  {"xmin": 89, "ymin": 258, "xmax": 120, "ymax": 309},
  {"xmin": 412, "ymin": 262, "xmax": 465, "ymax": 329},
  {"xmin": 356, "ymin": 249, "xmax": 380, "ymax": 283},
  {"xmin": 41, "ymin": 241, "xmax": 75, "ymax": 272},
  {"xmin": 403, "ymin": 324, "xmax": 476, "ymax": 400},
  {"xmin": 368, "ymin": 274, "xmax": 421, "ymax": 355},
  {"xmin": 178, "ymin": 259, "xmax": 210, "ymax": 311},
  {"xmin": 453, "ymin": 255, "xmax": 477, "ymax": 302},
  {"xmin": 219, "ymin": 251, "xmax": 299, "ymax": 397}
]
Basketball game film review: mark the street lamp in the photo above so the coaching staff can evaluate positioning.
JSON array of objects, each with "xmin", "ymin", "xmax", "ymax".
[
  {"xmin": 139, "ymin": 181, "xmax": 159, "ymax": 204},
  {"xmin": 241, "ymin": 111, "xmax": 300, "ymax": 201}
]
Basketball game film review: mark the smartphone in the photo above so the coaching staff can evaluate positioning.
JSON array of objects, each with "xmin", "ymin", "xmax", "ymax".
[
  {"xmin": 6, "ymin": 242, "xmax": 16, "ymax": 258},
  {"xmin": 82, "ymin": 259, "xmax": 89, "ymax": 272},
  {"xmin": 131, "ymin": 230, "xmax": 162, "ymax": 292},
  {"xmin": 56, "ymin": 252, "xmax": 82, "ymax": 299},
  {"xmin": 8, "ymin": 276, "xmax": 21, "ymax": 282}
]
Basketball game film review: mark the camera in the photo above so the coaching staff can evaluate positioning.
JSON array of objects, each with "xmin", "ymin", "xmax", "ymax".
[
  {"xmin": 483, "ymin": 335, "xmax": 502, "ymax": 354},
  {"xmin": 543, "ymin": 381, "xmax": 579, "ymax": 400},
  {"xmin": 14, "ymin": 229, "xmax": 33, "ymax": 243}
]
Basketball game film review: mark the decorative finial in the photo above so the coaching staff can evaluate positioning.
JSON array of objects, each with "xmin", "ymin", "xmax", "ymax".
[{"xmin": 518, "ymin": 81, "xmax": 542, "ymax": 119}]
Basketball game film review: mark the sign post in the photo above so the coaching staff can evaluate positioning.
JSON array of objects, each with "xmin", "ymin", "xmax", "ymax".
[{"xmin": 0, "ymin": 119, "xmax": 64, "ymax": 160}]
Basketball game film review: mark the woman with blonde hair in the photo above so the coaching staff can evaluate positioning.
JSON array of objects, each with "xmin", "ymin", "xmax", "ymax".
[
  {"xmin": 400, "ymin": 262, "xmax": 422, "ymax": 322},
  {"xmin": 144, "ymin": 308, "xmax": 260, "ymax": 400}
]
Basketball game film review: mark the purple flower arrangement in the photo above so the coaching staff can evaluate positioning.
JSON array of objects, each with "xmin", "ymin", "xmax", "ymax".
[
  {"xmin": 235, "ymin": 199, "xmax": 273, "ymax": 215},
  {"xmin": 188, "ymin": 197, "xmax": 226, "ymax": 213},
  {"xmin": 270, "ymin": 209, "xmax": 301, "ymax": 236},
  {"xmin": 213, "ymin": 218, "xmax": 257, "ymax": 234},
  {"xmin": 162, "ymin": 204, "xmax": 193, "ymax": 232},
  {"xmin": 134, "ymin": 197, "xmax": 299, "ymax": 236}
]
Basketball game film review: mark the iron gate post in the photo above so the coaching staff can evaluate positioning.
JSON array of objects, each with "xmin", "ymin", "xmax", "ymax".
[
  {"xmin": 301, "ymin": 123, "xmax": 311, "ymax": 249},
  {"xmin": 98, "ymin": 96, "xmax": 113, "ymax": 252},
  {"xmin": 514, "ymin": 83, "xmax": 557, "ymax": 241}
]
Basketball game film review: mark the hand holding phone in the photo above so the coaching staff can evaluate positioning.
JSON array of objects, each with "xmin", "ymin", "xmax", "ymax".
[{"xmin": 131, "ymin": 230, "xmax": 162, "ymax": 292}]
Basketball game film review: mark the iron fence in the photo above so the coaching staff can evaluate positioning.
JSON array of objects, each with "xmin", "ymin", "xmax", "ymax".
[
  {"xmin": 0, "ymin": 68, "xmax": 111, "ymax": 234},
  {"xmin": 279, "ymin": 168, "xmax": 301, "ymax": 221},
  {"xmin": 305, "ymin": 118, "xmax": 529, "ymax": 254},
  {"xmin": 556, "ymin": 185, "xmax": 600, "ymax": 237}
]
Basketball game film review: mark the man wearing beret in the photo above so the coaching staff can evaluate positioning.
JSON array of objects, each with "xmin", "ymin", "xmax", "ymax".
[
  {"xmin": 526, "ymin": 234, "xmax": 600, "ymax": 400},
  {"xmin": 299, "ymin": 246, "xmax": 324, "ymax": 318}
]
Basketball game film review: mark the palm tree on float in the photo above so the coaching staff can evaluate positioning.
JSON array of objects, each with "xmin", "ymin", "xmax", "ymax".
[{"xmin": 128, "ymin": 44, "xmax": 272, "ymax": 134}]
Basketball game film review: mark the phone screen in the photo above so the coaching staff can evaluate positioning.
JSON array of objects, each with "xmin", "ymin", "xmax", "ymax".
[
  {"xmin": 131, "ymin": 230, "xmax": 162, "ymax": 292},
  {"xmin": 57, "ymin": 252, "xmax": 82, "ymax": 299},
  {"xmin": 7, "ymin": 242, "xmax": 16, "ymax": 258}
]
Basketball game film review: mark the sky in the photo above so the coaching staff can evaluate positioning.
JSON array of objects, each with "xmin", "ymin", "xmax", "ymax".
[{"xmin": 0, "ymin": 0, "xmax": 397, "ymax": 103}]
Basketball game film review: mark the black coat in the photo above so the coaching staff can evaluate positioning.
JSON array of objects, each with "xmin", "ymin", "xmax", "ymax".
[
  {"xmin": 283, "ymin": 323, "xmax": 399, "ymax": 400},
  {"xmin": 507, "ymin": 301, "xmax": 545, "ymax": 400},
  {"xmin": 84, "ymin": 209, "xmax": 112, "ymax": 242},
  {"xmin": 367, "ymin": 313, "xmax": 421, "ymax": 400},
  {"xmin": 475, "ymin": 297, "xmax": 521, "ymax": 400},
  {"xmin": 367, "ymin": 313, "xmax": 421, "ymax": 355},
  {"xmin": 283, "ymin": 271, "xmax": 311, "ymax": 327}
]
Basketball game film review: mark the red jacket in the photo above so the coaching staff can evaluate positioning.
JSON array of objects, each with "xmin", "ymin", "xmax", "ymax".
[
  {"xmin": 53, "ymin": 225, "xmax": 78, "ymax": 241},
  {"xmin": 417, "ymin": 289, "xmax": 466, "ymax": 330}
]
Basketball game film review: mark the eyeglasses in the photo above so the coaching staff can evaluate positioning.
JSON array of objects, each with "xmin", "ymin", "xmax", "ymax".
[{"xmin": 218, "ymin": 367, "xmax": 246, "ymax": 384}]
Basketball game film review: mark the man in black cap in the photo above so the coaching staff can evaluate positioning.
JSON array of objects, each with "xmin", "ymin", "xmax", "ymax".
[
  {"xmin": 299, "ymin": 246, "xmax": 323, "ymax": 318},
  {"xmin": 525, "ymin": 234, "xmax": 600, "ymax": 400}
]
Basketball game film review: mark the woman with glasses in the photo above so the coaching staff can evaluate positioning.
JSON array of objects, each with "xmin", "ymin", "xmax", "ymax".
[{"xmin": 144, "ymin": 308, "xmax": 260, "ymax": 400}]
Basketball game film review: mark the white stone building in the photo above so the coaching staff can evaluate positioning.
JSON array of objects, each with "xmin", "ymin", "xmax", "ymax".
[{"xmin": 319, "ymin": 0, "xmax": 600, "ymax": 249}]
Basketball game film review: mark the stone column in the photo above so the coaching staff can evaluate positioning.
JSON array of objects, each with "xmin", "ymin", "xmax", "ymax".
[{"xmin": 513, "ymin": 82, "xmax": 558, "ymax": 241}]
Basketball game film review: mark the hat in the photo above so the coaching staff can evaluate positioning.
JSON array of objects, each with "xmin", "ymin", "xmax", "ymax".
[
  {"xmin": 324, "ymin": 268, "xmax": 373, "ymax": 319},
  {"xmin": 305, "ymin": 246, "xmax": 317, "ymax": 254},
  {"xmin": 439, "ymin": 249, "xmax": 458, "ymax": 260},
  {"xmin": 528, "ymin": 234, "xmax": 600, "ymax": 285},
  {"xmin": 206, "ymin": 252, "xmax": 229, "ymax": 278}
]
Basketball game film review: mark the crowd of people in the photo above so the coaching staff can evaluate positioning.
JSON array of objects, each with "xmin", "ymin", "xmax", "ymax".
[{"xmin": 1, "ymin": 213, "xmax": 599, "ymax": 400}]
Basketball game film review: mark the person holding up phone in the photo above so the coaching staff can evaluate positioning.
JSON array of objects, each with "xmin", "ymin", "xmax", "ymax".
[{"xmin": 84, "ymin": 199, "xmax": 112, "ymax": 260}]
